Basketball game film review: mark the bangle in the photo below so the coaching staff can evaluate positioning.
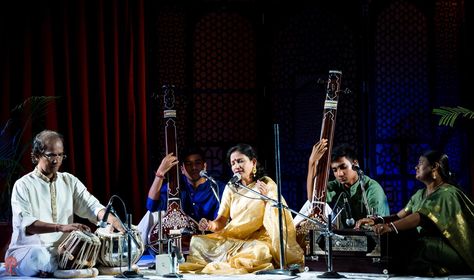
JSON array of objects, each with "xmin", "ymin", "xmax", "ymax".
[
  {"xmin": 155, "ymin": 171, "xmax": 165, "ymax": 179},
  {"xmin": 55, "ymin": 224, "xmax": 60, "ymax": 232},
  {"xmin": 389, "ymin": 222, "xmax": 399, "ymax": 234}
]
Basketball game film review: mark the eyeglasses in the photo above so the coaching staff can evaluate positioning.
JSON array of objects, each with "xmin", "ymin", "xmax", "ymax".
[{"xmin": 42, "ymin": 153, "xmax": 67, "ymax": 161}]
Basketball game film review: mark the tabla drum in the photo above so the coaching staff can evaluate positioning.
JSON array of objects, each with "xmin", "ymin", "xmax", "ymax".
[
  {"xmin": 57, "ymin": 230, "xmax": 101, "ymax": 270},
  {"xmin": 95, "ymin": 226, "xmax": 145, "ymax": 267}
]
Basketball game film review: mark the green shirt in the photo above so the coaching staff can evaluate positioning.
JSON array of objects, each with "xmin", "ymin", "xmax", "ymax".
[{"xmin": 326, "ymin": 175, "xmax": 390, "ymax": 227}]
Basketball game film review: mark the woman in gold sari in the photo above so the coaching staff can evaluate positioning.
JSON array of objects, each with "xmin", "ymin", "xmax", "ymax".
[
  {"xmin": 179, "ymin": 143, "xmax": 304, "ymax": 274},
  {"xmin": 356, "ymin": 150, "xmax": 474, "ymax": 276}
]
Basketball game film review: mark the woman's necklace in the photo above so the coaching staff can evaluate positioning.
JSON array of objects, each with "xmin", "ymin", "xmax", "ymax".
[{"xmin": 425, "ymin": 181, "xmax": 444, "ymax": 197}]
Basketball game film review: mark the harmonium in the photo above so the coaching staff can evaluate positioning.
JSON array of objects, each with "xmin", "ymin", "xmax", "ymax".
[{"xmin": 304, "ymin": 228, "xmax": 396, "ymax": 274}]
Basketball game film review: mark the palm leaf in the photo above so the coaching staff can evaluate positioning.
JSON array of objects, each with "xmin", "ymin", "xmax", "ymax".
[
  {"xmin": 432, "ymin": 106, "xmax": 474, "ymax": 127},
  {"xmin": 1, "ymin": 96, "xmax": 59, "ymax": 221},
  {"xmin": 8, "ymin": 96, "xmax": 59, "ymax": 147}
]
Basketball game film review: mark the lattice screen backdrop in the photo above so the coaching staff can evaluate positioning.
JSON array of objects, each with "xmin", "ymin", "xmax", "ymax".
[
  {"xmin": 148, "ymin": 0, "xmax": 468, "ymax": 213},
  {"xmin": 269, "ymin": 6, "xmax": 359, "ymax": 209},
  {"xmin": 432, "ymin": 0, "xmax": 464, "ymax": 183},
  {"xmin": 148, "ymin": 8, "xmax": 188, "ymax": 174},
  {"xmin": 150, "ymin": 10, "xmax": 258, "ymax": 179},
  {"xmin": 192, "ymin": 12, "xmax": 257, "ymax": 178},
  {"xmin": 372, "ymin": 0, "xmax": 465, "ymax": 211}
]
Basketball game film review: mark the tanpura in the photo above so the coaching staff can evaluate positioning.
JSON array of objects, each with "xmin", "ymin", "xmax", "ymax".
[
  {"xmin": 148, "ymin": 85, "xmax": 199, "ymax": 254},
  {"xmin": 296, "ymin": 70, "xmax": 343, "ymax": 246}
]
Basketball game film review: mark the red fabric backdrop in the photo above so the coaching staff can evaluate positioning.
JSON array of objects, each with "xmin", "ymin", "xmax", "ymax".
[{"xmin": 1, "ymin": 0, "xmax": 149, "ymax": 221}]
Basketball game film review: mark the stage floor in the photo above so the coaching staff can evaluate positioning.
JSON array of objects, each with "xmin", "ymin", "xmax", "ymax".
[{"xmin": 1, "ymin": 254, "xmax": 473, "ymax": 279}]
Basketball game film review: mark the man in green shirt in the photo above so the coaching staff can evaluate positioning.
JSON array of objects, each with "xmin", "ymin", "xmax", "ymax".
[{"xmin": 304, "ymin": 140, "xmax": 390, "ymax": 229}]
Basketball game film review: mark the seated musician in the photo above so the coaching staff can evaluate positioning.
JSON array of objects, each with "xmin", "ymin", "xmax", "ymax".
[
  {"xmin": 356, "ymin": 150, "xmax": 474, "ymax": 276},
  {"xmin": 179, "ymin": 143, "xmax": 304, "ymax": 274},
  {"xmin": 138, "ymin": 146, "xmax": 225, "ymax": 250},
  {"xmin": 297, "ymin": 139, "xmax": 390, "ymax": 229},
  {"xmin": 4, "ymin": 130, "xmax": 123, "ymax": 277}
]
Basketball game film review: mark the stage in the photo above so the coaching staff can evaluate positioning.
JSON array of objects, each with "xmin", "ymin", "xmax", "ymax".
[{"xmin": 1, "ymin": 254, "xmax": 473, "ymax": 280}]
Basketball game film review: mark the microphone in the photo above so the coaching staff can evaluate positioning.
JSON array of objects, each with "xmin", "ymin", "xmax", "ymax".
[
  {"xmin": 199, "ymin": 170, "xmax": 221, "ymax": 203},
  {"xmin": 99, "ymin": 198, "xmax": 114, "ymax": 228},
  {"xmin": 343, "ymin": 194, "xmax": 355, "ymax": 227},
  {"xmin": 352, "ymin": 164, "xmax": 366, "ymax": 184},
  {"xmin": 199, "ymin": 170, "xmax": 218, "ymax": 185},
  {"xmin": 229, "ymin": 173, "xmax": 242, "ymax": 185},
  {"xmin": 352, "ymin": 164, "xmax": 364, "ymax": 175}
]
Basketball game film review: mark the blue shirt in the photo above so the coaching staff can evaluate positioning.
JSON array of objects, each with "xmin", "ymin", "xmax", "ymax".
[{"xmin": 146, "ymin": 176, "xmax": 225, "ymax": 221}]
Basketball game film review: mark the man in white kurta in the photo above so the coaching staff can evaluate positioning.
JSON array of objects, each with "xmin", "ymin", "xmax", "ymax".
[{"xmin": 5, "ymin": 130, "xmax": 122, "ymax": 277}]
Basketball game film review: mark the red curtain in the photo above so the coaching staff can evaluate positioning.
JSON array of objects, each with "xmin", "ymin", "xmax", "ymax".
[{"xmin": 1, "ymin": 0, "xmax": 149, "ymax": 221}]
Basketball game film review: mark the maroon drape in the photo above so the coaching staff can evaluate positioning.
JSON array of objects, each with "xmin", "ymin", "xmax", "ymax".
[{"xmin": 1, "ymin": 0, "xmax": 149, "ymax": 220}]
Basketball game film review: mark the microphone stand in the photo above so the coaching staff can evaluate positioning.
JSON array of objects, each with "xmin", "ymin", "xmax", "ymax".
[
  {"xmin": 250, "ymin": 124, "xmax": 333, "ymax": 275},
  {"xmin": 209, "ymin": 181, "xmax": 220, "ymax": 204},
  {"xmin": 111, "ymin": 200, "xmax": 145, "ymax": 278},
  {"xmin": 317, "ymin": 212, "xmax": 345, "ymax": 279},
  {"xmin": 200, "ymin": 170, "xmax": 221, "ymax": 204},
  {"xmin": 256, "ymin": 123, "xmax": 295, "ymax": 275},
  {"xmin": 236, "ymin": 182, "xmax": 345, "ymax": 278},
  {"xmin": 233, "ymin": 182, "xmax": 327, "ymax": 258},
  {"xmin": 163, "ymin": 234, "xmax": 184, "ymax": 278}
]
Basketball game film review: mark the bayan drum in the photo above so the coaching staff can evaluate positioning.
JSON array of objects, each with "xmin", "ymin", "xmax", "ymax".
[
  {"xmin": 57, "ymin": 230, "xmax": 101, "ymax": 270},
  {"xmin": 95, "ymin": 226, "xmax": 145, "ymax": 267}
]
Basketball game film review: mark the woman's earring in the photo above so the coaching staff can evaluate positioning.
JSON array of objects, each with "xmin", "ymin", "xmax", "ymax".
[
  {"xmin": 432, "ymin": 172, "xmax": 437, "ymax": 180},
  {"xmin": 252, "ymin": 166, "xmax": 257, "ymax": 177}
]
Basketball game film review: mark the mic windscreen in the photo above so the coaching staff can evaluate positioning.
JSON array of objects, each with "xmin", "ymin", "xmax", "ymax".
[
  {"xmin": 229, "ymin": 173, "xmax": 241, "ymax": 184},
  {"xmin": 99, "ymin": 202, "xmax": 112, "ymax": 228},
  {"xmin": 343, "ymin": 194, "xmax": 355, "ymax": 227}
]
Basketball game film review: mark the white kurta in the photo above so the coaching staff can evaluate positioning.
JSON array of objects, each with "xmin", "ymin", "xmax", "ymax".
[{"xmin": 6, "ymin": 168, "xmax": 105, "ymax": 258}]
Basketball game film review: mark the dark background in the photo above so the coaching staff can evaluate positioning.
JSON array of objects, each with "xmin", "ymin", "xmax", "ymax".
[{"xmin": 1, "ymin": 0, "xmax": 473, "ymax": 259}]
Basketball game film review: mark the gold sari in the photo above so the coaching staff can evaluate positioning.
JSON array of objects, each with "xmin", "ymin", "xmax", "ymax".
[{"xmin": 180, "ymin": 176, "xmax": 304, "ymax": 274}]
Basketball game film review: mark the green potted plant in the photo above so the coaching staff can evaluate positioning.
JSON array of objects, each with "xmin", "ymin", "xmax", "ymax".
[{"xmin": 432, "ymin": 106, "xmax": 474, "ymax": 127}]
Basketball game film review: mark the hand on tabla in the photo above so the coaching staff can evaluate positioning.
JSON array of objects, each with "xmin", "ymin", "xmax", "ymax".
[{"xmin": 60, "ymin": 223, "xmax": 91, "ymax": 233}]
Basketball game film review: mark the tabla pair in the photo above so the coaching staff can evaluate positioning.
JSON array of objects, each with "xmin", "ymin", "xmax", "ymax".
[{"xmin": 56, "ymin": 226, "xmax": 145, "ymax": 270}]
